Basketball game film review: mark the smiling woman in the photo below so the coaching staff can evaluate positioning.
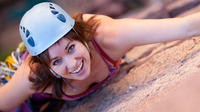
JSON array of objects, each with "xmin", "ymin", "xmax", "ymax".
[
  {"xmin": 28, "ymin": 12, "xmax": 98, "ymax": 98},
  {"xmin": 1, "ymin": 1, "xmax": 200, "ymax": 112},
  {"xmin": 48, "ymin": 38, "xmax": 91, "ymax": 80}
]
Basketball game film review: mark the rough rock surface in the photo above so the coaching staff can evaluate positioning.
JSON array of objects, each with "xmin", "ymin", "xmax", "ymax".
[{"xmin": 61, "ymin": 0, "xmax": 200, "ymax": 112}]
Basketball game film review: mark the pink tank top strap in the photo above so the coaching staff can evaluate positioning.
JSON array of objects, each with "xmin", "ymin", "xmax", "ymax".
[{"xmin": 91, "ymin": 40, "xmax": 121, "ymax": 69}]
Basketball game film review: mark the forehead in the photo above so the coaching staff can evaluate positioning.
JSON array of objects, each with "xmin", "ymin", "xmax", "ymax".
[
  {"xmin": 50, "ymin": 38, "xmax": 69, "ymax": 48},
  {"xmin": 48, "ymin": 38, "xmax": 69, "ymax": 56}
]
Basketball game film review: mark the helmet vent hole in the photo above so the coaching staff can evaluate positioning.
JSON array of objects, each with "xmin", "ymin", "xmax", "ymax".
[
  {"xmin": 26, "ymin": 30, "xmax": 30, "ymax": 38},
  {"xmin": 50, "ymin": 6, "xmax": 55, "ymax": 9},
  {"xmin": 51, "ymin": 10, "xmax": 58, "ymax": 15},
  {"xmin": 57, "ymin": 14, "xmax": 66, "ymax": 23},
  {"xmin": 23, "ymin": 27, "xmax": 25, "ymax": 33},
  {"xmin": 27, "ymin": 37, "xmax": 35, "ymax": 47}
]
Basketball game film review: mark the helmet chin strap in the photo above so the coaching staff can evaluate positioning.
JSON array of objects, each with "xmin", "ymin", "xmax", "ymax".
[{"xmin": 50, "ymin": 69, "xmax": 77, "ymax": 91}]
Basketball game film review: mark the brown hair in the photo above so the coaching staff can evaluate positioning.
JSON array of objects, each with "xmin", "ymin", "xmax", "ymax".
[{"xmin": 28, "ymin": 12, "xmax": 100, "ymax": 98}]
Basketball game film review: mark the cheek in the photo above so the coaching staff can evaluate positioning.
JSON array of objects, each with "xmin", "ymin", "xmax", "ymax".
[
  {"xmin": 52, "ymin": 65, "xmax": 66, "ymax": 74},
  {"xmin": 75, "ymin": 44, "xmax": 88, "ymax": 55}
]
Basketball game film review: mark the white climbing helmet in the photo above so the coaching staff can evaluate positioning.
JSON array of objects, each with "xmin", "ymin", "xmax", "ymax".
[{"xmin": 19, "ymin": 2, "xmax": 75, "ymax": 56}]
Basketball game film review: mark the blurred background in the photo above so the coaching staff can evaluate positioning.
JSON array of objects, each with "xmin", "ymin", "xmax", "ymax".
[{"xmin": 0, "ymin": 0, "xmax": 199, "ymax": 60}]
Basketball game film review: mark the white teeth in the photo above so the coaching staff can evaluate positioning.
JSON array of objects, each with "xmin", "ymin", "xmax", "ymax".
[{"xmin": 71, "ymin": 61, "xmax": 83, "ymax": 74}]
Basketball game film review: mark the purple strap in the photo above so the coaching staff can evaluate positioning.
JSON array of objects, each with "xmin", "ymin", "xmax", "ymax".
[
  {"xmin": 11, "ymin": 103, "xmax": 30, "ymax": 112},
  {"xmin": 91, "ymin": 40, "xmax": 119, "ymax": 75}
]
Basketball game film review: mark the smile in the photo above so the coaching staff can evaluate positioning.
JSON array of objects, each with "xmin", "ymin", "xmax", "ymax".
[{"xmin": 70, "ymin": 60, "xmax": 84, "ymax": 74}]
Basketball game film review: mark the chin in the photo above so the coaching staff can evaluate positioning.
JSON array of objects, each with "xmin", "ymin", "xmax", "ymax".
[
  {"xmin": 70, "ymin": 59, "xmax": 91, "ymax": 80},
  {"xmin": 76, "ymin": 71, "xmax": 90, "ymax": 80}
]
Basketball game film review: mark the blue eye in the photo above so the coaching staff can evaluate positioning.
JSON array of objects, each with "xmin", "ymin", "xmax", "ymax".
[
  {"xmin": 53, "ymin": 59, "xmax": 61, "ymax": 66},
  {"xmin": 68, "ymin": 44, "xmax": 75, "ymax": 53}
]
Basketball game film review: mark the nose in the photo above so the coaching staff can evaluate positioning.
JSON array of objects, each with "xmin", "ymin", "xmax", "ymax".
[{"xmin": 63, "ymin": 56, "xmax": 76, "ymax": 73}]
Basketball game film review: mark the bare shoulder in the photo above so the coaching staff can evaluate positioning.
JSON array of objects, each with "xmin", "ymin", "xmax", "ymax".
[
  {"xmin": 83, "ymin": 14, "xmax": 121, "ymax": 60},
  {"xmin": 83, "ymin": 14, "xmax": 115, "ymax": 36}
]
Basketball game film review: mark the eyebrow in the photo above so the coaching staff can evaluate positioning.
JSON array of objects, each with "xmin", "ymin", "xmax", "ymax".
[
  {"xmin": 65, "ymin": 41, "xmax": 71, "ymax": 50},
  {"xmin": 50, "ymin": 41, "xmax": 71, "ymax": 62}
]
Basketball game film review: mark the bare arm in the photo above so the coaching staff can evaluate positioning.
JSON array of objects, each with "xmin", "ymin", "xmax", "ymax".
[
  {"xmin": 0, "ymin": 56, "xmax": 34, "ymax": 111},
  {"xmin": 84, "ymin": 12, "xmax": 200, "ymax": 59},
  {"xmin": 112, "ymin": 18, "xmax": 186, "ymax": 45}
]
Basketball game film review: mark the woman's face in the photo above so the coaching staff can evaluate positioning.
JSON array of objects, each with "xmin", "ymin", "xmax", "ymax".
[{"xmin": 48, "ymin": 37, "xmax": 91, "ymax": 80}]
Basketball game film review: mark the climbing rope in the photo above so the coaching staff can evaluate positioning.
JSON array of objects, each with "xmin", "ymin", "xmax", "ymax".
[{"xmin": 0, "ymin": 42, "xmax": 26, "ymax": 86}]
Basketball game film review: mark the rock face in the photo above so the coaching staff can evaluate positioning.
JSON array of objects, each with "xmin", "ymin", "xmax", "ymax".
[{"xmin": 61, "ymin": 0, "xmax": 200, "ymax": 112}]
